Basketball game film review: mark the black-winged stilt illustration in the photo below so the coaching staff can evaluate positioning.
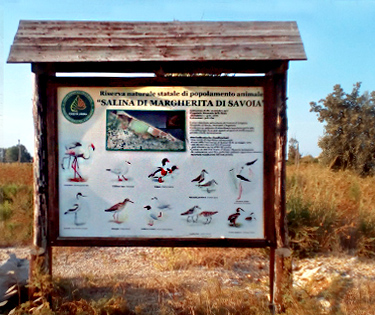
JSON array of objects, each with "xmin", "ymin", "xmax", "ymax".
[
  {"xmin": 106, "ymin": 160, "xmax": 131, "ymax": 181},
  {"xmin": 180, "ymin": 205, "xmax": 200, "ymax": 222},
  {"xmin": 105, "ymin": 198, "xmax": 134, "ymax": 223},
  {"xmin": 228, "ymin": 207, "xmax": 244, "ymax": 227},
  {"xmin": 61, "ymin": 142, "xmax": 95, "ymax": 182},
  {"xmin": 64, "ymin": 192, "xmax": 87, "ymax": 226},
  {"xmin": 229, "ymin": 159, "xmax": 258, "ymax": 200}
]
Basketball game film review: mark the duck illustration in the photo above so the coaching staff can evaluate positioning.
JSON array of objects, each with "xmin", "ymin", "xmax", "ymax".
[
  {"xmin": 144, "ymin": 205, "xmax": 163, "ymax": 226},
  {"xmin": 148, "ymin": 158, "xmax": 170, "ymax": 178},
  {"xmin": 106, "ymin": 160, "xmax": 131, "ymax": 181},
  {"xmin": 151, "ymin": 196, "xmax": 172, "ymax": 210},
  {"xmin": 105, "ymin": 198, "xmax": 134, "ymax": 223},
  {"xmin": 180, "ymin": 205, "xmax": 200, "ymax": 222},
  {"xmin": 192, "ymin": 169, "xmax": 208, "ymax": 184},
  {"xmin": 167, "ymin": 165, "xmax": 179, "ymax": 174},
  {"xmin": 64, "ymin": 192, "xmax": 87, "ymax": 226},
  {"xmin": 228, "ymin": 208, "xmax": 244, "ymax": 227},
  {"xmin": 198, "ymin": 211, "xmax": 218, "ymax": 224},
  {"xmin": 245, "ymin": 212, "xmax": 256, "ymax": 221}
]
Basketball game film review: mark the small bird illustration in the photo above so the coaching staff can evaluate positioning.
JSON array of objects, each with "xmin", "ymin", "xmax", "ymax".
[
  {"xmin": 199, "ymin": 179, "xmax": 218, "ymax": 193},
  {"xmin": 180, "ymin": 205, "xmax": 201, "ymax": 222},
  {"xmin": 106, "ymin": 161, "xmax": 131, "ymax": 181},
  {"xmin": 245, "ymin": 212, "xmax": 256, "ymax": 221},
  {"xmin": 199, "ymin": 211, "xmax": 218, "ymax": 224},
  {"xmin": 105, "ymin": 198, "xmax": 134, "ymax": 223},
  {"xmin": 151, "ymin": 196, "xmax": 171, "ymax": 210},
  {"xmin": 192, "ymin": 169, "xmax": 208, "ymax": 184},
  {"xmin": 144, "ymin": 205, "xmax": 163, "ymax": 226},
  {"xmin": 228, "ymin": 208, "xmax": 244, "ymax": 227},
  {"xmin": 64, "ymin": 192, "xmax": 87, "ymax": 226}
]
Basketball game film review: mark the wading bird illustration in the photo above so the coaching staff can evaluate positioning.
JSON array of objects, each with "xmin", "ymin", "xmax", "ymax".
[
  {"xmin": 180, "ymin": 205, "xmax": 201, "ymax": 222},
  {"xmin": 61, "ymin": 142, "xmax": 95, "ymax": 182},
  {"xmin": 64, "ymin": 192, "xmax": 87, "ymax": 226},
  {"xmin": 144, "ymin": 205, "xmax": 163, "ymax": 226},
  {"xmin": 191, "ymin": 169, "xmax": 208, "ymax": 185},
  {"xmin": 228, "ymin": 208, "xmax": 244, "ymax": 227},
  {"xmin": 106, "ymin": 161, "xmax": 131, "ymax": 181},
  {"xmin": 230, "ymin": 159, "xmax": 258, "ymax": 200},
  {"xmin": 198, "ymin": 211, "xmax": 218, "ymax": 224},
  {"xmin": 199, "ymin": 179, "xmax": 218, "ymax": 193},
  {"xmin": 105, "ymin": 198, "xmax": 134, "ymax": 223}
]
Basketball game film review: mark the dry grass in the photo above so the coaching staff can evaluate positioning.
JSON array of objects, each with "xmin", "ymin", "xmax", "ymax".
[
  {"xmin": 0, "ymin": 163, "xmax": 33, "ymax": 186},
  {"xmin": 0, "ymin": 163, "xmax": 33, "ymax": 246},
  {"xmin": 287, "ymin": 163, "xmax": 375, "ymax": 257}
]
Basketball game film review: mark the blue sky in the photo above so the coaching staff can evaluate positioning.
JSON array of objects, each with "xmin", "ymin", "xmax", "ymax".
[{"xmin": 1, "ymin": 0, "xmax": 375, "ymax": 157}]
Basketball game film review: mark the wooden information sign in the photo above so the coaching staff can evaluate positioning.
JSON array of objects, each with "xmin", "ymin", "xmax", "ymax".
[{"xmin": 8, "ymin": 20, "xmax": 306, "ymax": 312}]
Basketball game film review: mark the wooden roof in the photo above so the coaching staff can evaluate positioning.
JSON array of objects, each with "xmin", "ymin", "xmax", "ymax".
[{"xmin": 7, "ymin": 20, "xmax": 306, "ymax": 64}]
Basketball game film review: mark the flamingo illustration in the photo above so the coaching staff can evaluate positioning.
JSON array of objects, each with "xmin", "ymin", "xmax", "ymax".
[{"xmin": 61, "ymin": 142, "xmax": 95, "ymax": 182}]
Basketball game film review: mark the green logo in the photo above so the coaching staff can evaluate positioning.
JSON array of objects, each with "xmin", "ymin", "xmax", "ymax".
[{"xmin": 61, "ymin": 91, "xmax": 95, "ymax": 124}]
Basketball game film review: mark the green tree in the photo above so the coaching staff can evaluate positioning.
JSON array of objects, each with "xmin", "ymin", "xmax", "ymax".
[
  {"xmin": 5, "ymin": 144, "xmax": 32, "ymax": 163},
  {"xmin": 288, "ymin": 137, "xmax": 301, "ymax": 164},
  {"xmin": 310, "ymin": 83, "xmax": 375, "ymax": 176}
]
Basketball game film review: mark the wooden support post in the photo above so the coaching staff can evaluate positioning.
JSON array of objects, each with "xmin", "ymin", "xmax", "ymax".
[
  {"xmin": 269, "ymin": 64, "xmax": 292, "ymax": 313},
  {"xmin": 29, "ymin": 69, "xmax": 52, "ymax": 297}
]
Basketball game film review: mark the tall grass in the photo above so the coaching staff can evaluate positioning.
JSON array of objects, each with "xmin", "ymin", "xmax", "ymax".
[
  {"xmin": 287, "ymin": 163, "xmax": 375, "ymax": 257},
  {"xmin": 0, "ymin": 163, "xmax": 33, "ymax": 246}
]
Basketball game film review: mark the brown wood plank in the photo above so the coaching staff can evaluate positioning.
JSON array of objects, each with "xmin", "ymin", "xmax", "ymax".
[
  {"xmin": 8, "ymin": 43, "xmax": 306, "ymax": 62},
  {"xmin": 17, "ymin": 20, "xmax": 299, "ymax": 33},
  {"xmin": 13, "ymin": 35, "xmax": 302, "ymax": 46}
]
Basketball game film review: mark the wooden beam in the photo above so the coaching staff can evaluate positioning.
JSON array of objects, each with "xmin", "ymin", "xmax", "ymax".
[
  {"xmin": 29, "ymin": 70, "xmax": 53, "ymax": 297},
  {"xmin": 267, "ymin": 62, "xmax": 292, "ymax": 313}
]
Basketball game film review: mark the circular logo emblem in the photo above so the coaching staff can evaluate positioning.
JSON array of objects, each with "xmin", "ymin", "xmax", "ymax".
[{"xmin": 61, "ymin": 91, "xmax": 95, "ymax": 124}]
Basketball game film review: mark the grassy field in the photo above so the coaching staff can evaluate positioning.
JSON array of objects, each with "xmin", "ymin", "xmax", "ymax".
[
  {"xmin": 287, "ymin": 163, "xmax": 375, "ymax": 257},
  {"xmin": 1, "ymin": 162, "xmax": 375, "ymax": 314},
  {"xmin": 0, "ymin": 163, "xmax": 33, "ymax": 246}
]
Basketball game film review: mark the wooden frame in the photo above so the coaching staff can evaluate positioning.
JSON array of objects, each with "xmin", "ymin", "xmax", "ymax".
[{"xmin": 43, "ymin": 75, "xmax": 278, "ymax": 248}]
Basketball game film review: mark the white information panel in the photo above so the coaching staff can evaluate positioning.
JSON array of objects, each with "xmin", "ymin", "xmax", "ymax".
[{"xmin": 58, "ymin": 86, "xmax": 264, "ymax": 239}]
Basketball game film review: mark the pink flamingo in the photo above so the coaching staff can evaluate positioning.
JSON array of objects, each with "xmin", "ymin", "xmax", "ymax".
[{"xmin": 61, "ymin": 142, "xmax": 95, "ymax": 182}]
